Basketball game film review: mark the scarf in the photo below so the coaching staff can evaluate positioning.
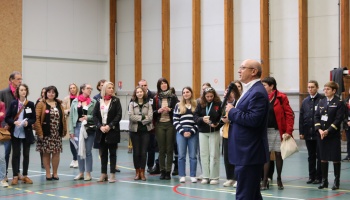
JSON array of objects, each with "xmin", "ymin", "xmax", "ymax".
[
  {"xmin": 9, "ymin": 84, "xmax": 17, "ymax": 98},
  {"xmin": 104, "ymin": 95, "xmax": 112, "ymax": 100},
  {"xmin": 78, "ymin": 94, "xmax": 91, "ymax": 105},
  {"xmin": 158, "ymin": 90, "xmax": 172, "ymax": 99},
  {"xmin": 268, "ymin": 90, "xmax": 276, "ymax": 102},
  {"xmin": 70, "ymin": 94, "xmax": 77, "ymax": 99}
]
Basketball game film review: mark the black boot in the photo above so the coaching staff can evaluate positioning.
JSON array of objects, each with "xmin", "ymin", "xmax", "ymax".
[
  {"xmin": 159, "ymin": 170, "xmax": 166, "ymax": 180},
  {"xmin": 172, "ymin": 157, "xmax": 178, "ymax": 176},
  {"xmin": 150, "ymin": 162, "xmax": 160, "ymax": 175},
  {"xmin": 331, "ymin": 163, "xmax": 340, "ymax": 190},
  {"xmin": 164, "ymin": 171, "xmax": 171, "ymax": 180},
  {"xmin": 318, "ymin": 162, "xmax": 329, "ymax": 189}
]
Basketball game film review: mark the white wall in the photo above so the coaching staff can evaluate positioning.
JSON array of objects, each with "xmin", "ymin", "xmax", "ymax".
[{"xmin": 22, "ymin": 0, "xmax": 110, "ymax": 101}]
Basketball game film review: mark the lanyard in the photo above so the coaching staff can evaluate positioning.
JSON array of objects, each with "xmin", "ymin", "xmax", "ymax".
[{"xmin": 206, "ymin": 102, "xmax": 213, "ymax": 116}]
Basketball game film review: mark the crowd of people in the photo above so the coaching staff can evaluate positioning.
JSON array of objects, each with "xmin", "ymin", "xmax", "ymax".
[{"xmin": 0, "ymin": 59, "xmax": 349, "ymax": 200}]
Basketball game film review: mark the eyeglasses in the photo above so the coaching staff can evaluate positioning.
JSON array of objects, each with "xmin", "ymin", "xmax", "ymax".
[
  {"xmin": 239, "ymin": 66, "xmax": 255, "ymax": 70},
  {"xmin": 140, "ymin": 85, "xmax": 147, "ymax": 87},
  {"xmin": 204, "ymin": 87, "xmax": 214, "ymax": 92},
  {"xmin": 86, "ymin": 87, "xmax": 93, "ymax": 91}
]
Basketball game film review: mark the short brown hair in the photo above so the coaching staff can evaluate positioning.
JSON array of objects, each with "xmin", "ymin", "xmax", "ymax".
[
  {"xmin": 16, "ymin": 84, "xmax": 29, "ymax": 98},
  {"xmin": 324, "ymin": 81, "xmax": 338, "ymax": 92}
]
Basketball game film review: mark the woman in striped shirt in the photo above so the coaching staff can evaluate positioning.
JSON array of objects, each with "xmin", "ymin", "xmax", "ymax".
[{"xmin": 173, "ymin": 86, "xmax": 198, "ymax": 183}]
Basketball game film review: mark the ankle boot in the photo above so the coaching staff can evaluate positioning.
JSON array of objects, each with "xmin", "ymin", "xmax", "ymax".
[
  {"xmin": 172, "ymin": 157, "xmax": 178, "ymax": 176},
  {"xmin": 164, "ymin": 171, "xmax": 171, "ymax": 180},
  {"xmin": 134, "ymin": 168, "xmax": 140, "ymax": 180},
  {"xmin": 331, "ymin": 163, "xmax": 340, "ymax": 190},
  {"xmin": 150, "ymin": 163, "xmax": 160, "ymax": 175},
  {"xmin": 318, "ymin": 162, "xmax": 329, "ymax": 189},
  {"xmin": 159, "ymin": 170, "xmax": 166, "ymax": 180},
  {"xmin": 140, "ymin": 168, "xmax": 146, "ymax": 181}
]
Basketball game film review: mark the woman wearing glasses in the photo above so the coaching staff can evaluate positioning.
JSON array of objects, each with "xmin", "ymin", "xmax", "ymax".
[
  {"xmin": 62, "ymin": 83, "xmax": 79, "ymax": 168},
  {"xmin": 69, "ymin": 84, "xmax": 96, "ymax": 181},
  {"xmin": 194, "ymin": 87, "xmax": 222, "ymax": 185},
  {"xmin": 315, "ymin": 81, "xmax": 345, "ymax": 190}
]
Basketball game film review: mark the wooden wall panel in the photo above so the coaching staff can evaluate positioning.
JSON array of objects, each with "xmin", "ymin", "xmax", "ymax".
[
  {"xmin": 193, "ymin": 0, "xmax": 201, "ymax": 98},
  {"xmin": 341, "ymin": 0, "xmax": 350, "ymax": 69},
  {"xmin": 0, "ymin": 0, "xmax": 22, "ymax": 89},
  {"xmin": 299, "ymin": 0, "xmax": 309, "ymax": 103},
  {"xmin": 135, "ymin": 0, "xmax": 142, "ymax": 86},
  {"xmin": 224, "ymin": 0, "xmax": 234, "ymax": 87},
  {"xmin": 162, "ymin": 0, "xmax": 170, "ymax": 82},
  {"xmin": 260, "ymin": 0, "xmax": 270, "ymax": 79},
  {"xmin": 110, "ymin": 0, "xmax": 116, "ymax": 84}
]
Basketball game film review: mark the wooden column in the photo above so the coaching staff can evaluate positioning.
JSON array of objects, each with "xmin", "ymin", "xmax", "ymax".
[
  {"xmin": 162, "ymin": 0, "xmax": 170, "ymax": 82},
  {"xmin": 224, "ymin": 0, "xmax": 234, "ymax": 87},
  {"xmin": 135, "ymin": 0, "xmax": 142, "ymax": 86},
  {"xmin": 0, "ymin": 0, "xmax": 22, "ymax": 89},
  {"xmin": 260, "ymin": 0, "xmax": 270, "ymax": 78},
  {"xmin": 193, "ymin": 0, "xmax": 201, "ymax": 98},
  {"xmin": 341, "ymin": 0, "xmax": 350, "ymax": 69},
  {"xmin": 299, "ymin": 0, "xmax": 308, "ymax": 103},
  {"xmin": 110, "ymin": 0, "xmax": 116, "ymax": 84}
]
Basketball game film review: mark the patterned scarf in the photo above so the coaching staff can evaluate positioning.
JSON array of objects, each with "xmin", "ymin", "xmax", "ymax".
[{"xmin": 158, "ymin": 90, "xmax": 172, "ymax": 99}]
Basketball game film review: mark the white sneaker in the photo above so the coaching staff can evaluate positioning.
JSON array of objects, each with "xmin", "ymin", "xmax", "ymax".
[
  {"xmin": 233, "ymin": 181, "xmax": 237, "ymax": 188},
  {"xmin": 70, "ymin": 160, "xmax": 75, "ymax": 168},
  {"xmin": 1, "ymin": 180, "xmax": 9, "ymax": 188},
  {"xmin": 196, "ymin": 174, "xmax": 203, "ymax": 180},
  {"xmin": 190, "ymin": 177, "xmax": 197, "ymax": 183},
  {"xmin": 201, "ymin": 178, "xmax": 208, "ymax": 184},
  {"xmin": 223, "ymin": 179, "xmax": 234, "ymax": 187},
  {"xmin": 210, "ymin": 179, "xmax": 219, "ymax": 185},
  {"xmin": 73, "ymin": 160, "xmax": 78, "ymax": 168},
  {"xmin": 179, "ymin": 177, "xmax": 186, "ymax": 183}
]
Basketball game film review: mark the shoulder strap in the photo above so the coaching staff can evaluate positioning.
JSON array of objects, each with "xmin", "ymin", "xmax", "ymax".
[{"xmin": 14, "ymin": 100, "xmax": 28, "ymax": 121}]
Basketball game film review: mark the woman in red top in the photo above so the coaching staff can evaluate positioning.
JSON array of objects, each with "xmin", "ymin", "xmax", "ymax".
[{"xmin": 261, "ymin": 77, "xmax": 294, "ymax": 190}]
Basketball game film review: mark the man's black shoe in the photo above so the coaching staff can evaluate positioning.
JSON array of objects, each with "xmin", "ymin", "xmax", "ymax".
[
  {"xmin": 312, "ymin": 179, "xmax": 321, "ymax": 184},
  {"xmin": 306, "ymin": 179, "xmax": 315, "ymax": 184}
]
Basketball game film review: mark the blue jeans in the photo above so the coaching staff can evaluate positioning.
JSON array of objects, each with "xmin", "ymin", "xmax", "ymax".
[
  {"xmin": 74, "ymin": 122, "xmax": 95, "ymax": 173},
  {"xmin": 4, "ymin": 140, "xmax": 11, "ymax": 175},
  {"xmin": 0, "ymin": 142, "xmax": 6, "ymax": 180},
  {"xmin": 176, "ymin": 131, "xmax": 198, "ymax": 177}
]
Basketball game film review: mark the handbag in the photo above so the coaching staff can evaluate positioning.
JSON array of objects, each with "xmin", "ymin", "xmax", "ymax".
[
  {"xmin": 280, "ymin": 134, "xmax": 298, "ymax": 160},
  {"xmin": 0, "ymin": 128, "xmax": 11, "ymax": 142}
]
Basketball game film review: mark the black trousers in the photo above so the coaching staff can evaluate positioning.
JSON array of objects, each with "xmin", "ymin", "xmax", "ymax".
[
  {"xmin": 223, "ymin": 138, "xmax": 235, "ymax": 180},
  {"xmin": 147, "ymin": 132, "xmax": 156, "ymax": 169},
  {"xmin": 130, "ymin": 131, "xmax": 150, "ymax": 169},
  {"xmin": 100, "ymin": 140, "xmax": 117, "ymax": 174},
  {"xmin": 11, "ymin": 137, "xmax": 30, "ymax": 176},
  {"xmin": 305, "ymin": 139, "xmax": 321, "ymax": 180}
]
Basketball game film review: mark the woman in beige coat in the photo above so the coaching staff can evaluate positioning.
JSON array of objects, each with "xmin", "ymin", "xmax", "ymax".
[
  {"xmin": 62, "ymin": 83, "xmax": 78, "ymax": 168},
  {"xmin": 128, "ymin": 86, "xmax": 153, "ymax": 181}
]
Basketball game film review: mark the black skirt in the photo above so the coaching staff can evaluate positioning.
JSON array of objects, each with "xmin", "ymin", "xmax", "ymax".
[{"xmin": 317, "ymin": 134, "xmax": 341, "ymax": 161}]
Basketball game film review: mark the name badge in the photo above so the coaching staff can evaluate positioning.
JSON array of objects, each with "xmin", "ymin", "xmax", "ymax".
[
  {"xmin": 83, "ymin": 106, "xmax": 88, "ymax": 110},
  {"xmin": 25, "ymin": 108, "xmax": 32, "ymax": 113},
  {"xmin": 315, "ymin": 106, "xmax": 318, "ymax": 111},
  {"xmin": 321, "ymin": 115, "xmax": 328, "ymax": 121}
]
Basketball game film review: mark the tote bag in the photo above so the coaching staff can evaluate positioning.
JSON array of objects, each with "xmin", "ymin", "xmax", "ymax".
[{"xmin": 280, "ymin": 134, "xmax": 298, "ymax": 160}]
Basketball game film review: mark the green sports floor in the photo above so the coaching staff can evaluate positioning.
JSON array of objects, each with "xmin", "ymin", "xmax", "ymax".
[{"xmin": 1, "ymin": 133, "xmax": 350, "ymax": 200}]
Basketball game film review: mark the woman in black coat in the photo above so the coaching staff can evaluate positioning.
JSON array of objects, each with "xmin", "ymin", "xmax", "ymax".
[
  {"xmin": 93, "ymin": 81, "xmax": 122, "ymax": 183},
  {"xmin": 315, "ymin": 81, "xmax": 346, "ymax": 190},
  {"xmin": 5, "ymin": 84, "xmax": 36, "ymax": 185}
]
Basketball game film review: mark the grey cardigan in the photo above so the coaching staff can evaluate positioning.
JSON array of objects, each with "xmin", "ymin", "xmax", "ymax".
[{"xmin": 128, "ymin": 101, "xmax": 153, "ymax": 132}]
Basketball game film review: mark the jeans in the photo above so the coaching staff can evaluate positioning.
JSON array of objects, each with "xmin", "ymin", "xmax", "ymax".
[
  {"xmin": 70, "ymin": 139, "xmax": 78, "ymax": 161},
  {"xmin": 0, "ymin": 142, "xmax": 6, "ymax": 180},
  {"xmin": 155, "ymin": 121, "xmax": 174, "ymax": 172},
  {"xmin": 4, "ymin": 140, "xmax": 11, "ymax": 175},
  {"xmin": 176, "ymin": 131, "xmax": 198, "ymax": 177},
  {"xmin": 74, "ymin": 123, "xmax": 94, "ymax": 173},
  {"xmin": 11, "ymin": 137, "xmax": 31, "ymax": 176},
  {"xmin": 199, "ymin": 131, "xmax": 220, "ymax": 179},
  {"xmin": 130, "ymin": 131, "xmax": 150, "ymax": 169}
]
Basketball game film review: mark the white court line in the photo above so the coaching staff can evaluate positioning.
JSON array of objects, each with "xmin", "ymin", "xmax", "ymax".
[{"xmin": 119, "ymin": 180, "xmax": 306, "ymax": 200}]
